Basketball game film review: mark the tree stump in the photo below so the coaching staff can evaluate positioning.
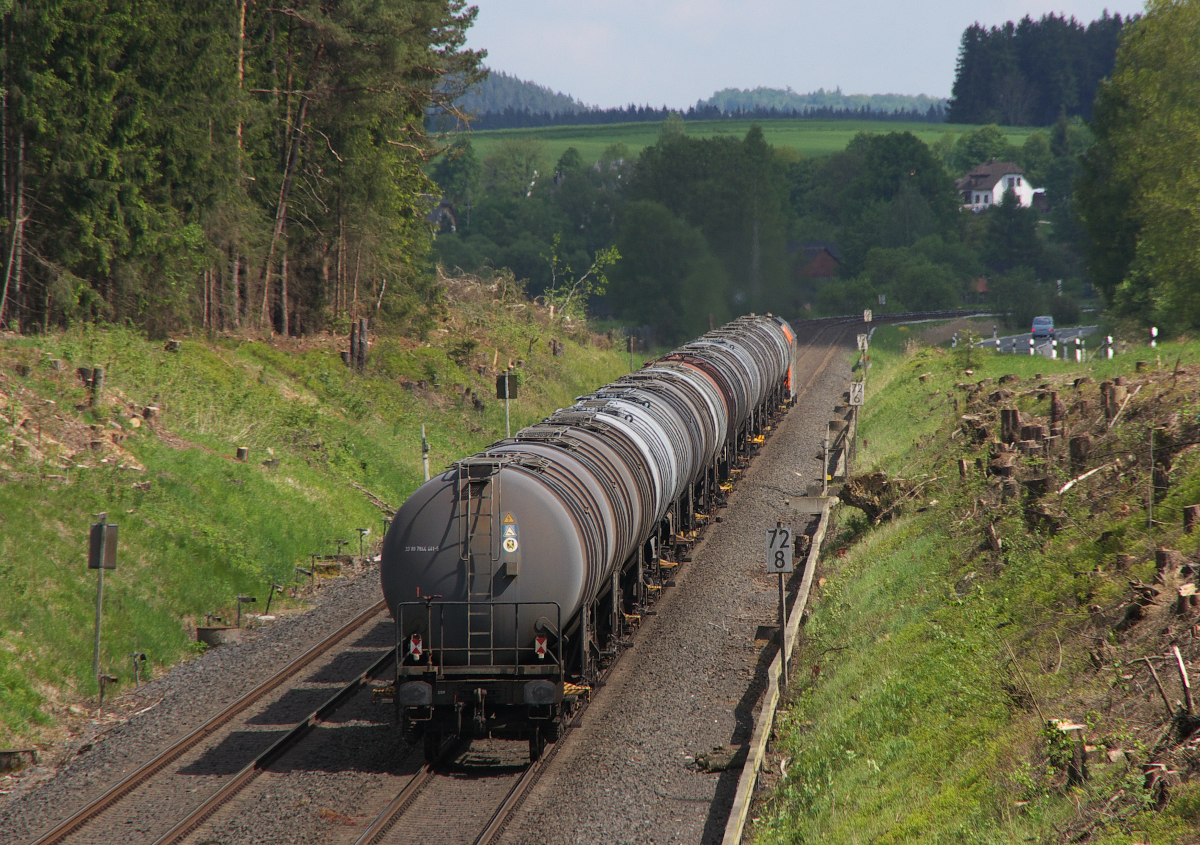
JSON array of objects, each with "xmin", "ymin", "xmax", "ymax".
[
  {"xmin": 989, "ymin": 453, "xmax": 1018, "ymax": 477},
  {"xmin": 1049, "ymin": 392, "xmax": 1066, "ymax": 436},
  {"xmin": 1184, "ymin": 504, "xmax": 1199, "ymax": 534},
  {"xmin": 1020, "ymin": 424, "xmax": 1048, "ymax": 442},
  {"xmin": 1000, "ymin": 408, "xmax": 1021, "ymax": 443},
  {"xmin": 1155, "ymin": 548, "xmax": 1186, "ymax": 583},
  {"xmin": 1177, "ymin": 583, "xmax": 1197, "ymax": 616},
  {"xmin": 1153, "ymin": 467, "xmax": 1171, "ymax": 501},
  {"xmin": 1069, "ymin": 435, "xmax": 1092, "ymax": 468}
]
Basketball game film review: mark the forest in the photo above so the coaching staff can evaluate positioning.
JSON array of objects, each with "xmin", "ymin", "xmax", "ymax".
[
  {"xmin": 452, "ymin": 83, "xmax": 948, "ymax": 131},
  {"xmin": 0, "ymin": 0, "xmax": 484, "ymax": 338},
  {"xmin": 947, "ymin": 12, "xmax": 1128, "ymax": 126}
]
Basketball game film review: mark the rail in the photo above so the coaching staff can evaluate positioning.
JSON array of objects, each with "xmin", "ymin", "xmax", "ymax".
[
  {"xmin": 27, "ymin": 599, "xmax": 388, "ymax": 845},
  {"xmin": 149, "ymin": 645, "xmax": 398, "ymax": 844}
]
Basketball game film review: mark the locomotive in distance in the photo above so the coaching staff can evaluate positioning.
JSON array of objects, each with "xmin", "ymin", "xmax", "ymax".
[{"xmin": 380, "ymin": 314, "xmax": 798, "ymax": 761}]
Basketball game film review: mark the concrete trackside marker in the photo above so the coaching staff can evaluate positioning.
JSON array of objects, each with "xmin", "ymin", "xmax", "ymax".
[{"xmin": 721, "ymin": 497, "xmax": 835, "ymax": 845}]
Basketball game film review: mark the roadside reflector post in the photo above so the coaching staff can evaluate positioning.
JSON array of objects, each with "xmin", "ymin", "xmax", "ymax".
[
  {"xmin": 766, "ymin": 523, "xmax": 795, "ymax": 689},
  {"xmin": 88, "ymin": 513, "xmax": 117, "ymax": 683}
]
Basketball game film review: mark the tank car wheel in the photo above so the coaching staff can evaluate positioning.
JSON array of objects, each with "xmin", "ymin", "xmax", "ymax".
[
  {"xmin": 423, "ymin": 730, "xmax": 442, "ymax": 763},
  {"xmin": 528, "ymin": 727, "xmax": 545, "ymax": 762}
]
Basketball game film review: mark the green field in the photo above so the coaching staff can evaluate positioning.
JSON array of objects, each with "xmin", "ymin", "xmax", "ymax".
[{"xmin": 462, "ymin": 119, "xmax": 1040, "ymax": 164}]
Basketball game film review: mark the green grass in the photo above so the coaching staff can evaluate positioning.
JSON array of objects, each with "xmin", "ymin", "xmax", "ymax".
[
  {"xmin": 0, "ymin": 307, "xmax": 635, "ymax": 745},
  {"xmin": 465, "ymin": 119, "xmax": 1040, "ymax": 165},
  {"xmin": 755, "ymin": 333, "xmax": 1200, "ymax": 844}
]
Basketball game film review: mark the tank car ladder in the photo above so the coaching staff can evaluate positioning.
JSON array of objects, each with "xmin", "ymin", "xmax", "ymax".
[{"xmin": 457, "ymin": 458, "xmax": 502, "ymax": 666}]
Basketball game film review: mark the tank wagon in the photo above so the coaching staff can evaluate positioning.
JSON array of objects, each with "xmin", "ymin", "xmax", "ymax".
[{"xmin": 380, "ymin": 315, "xmax": 797, "ymax": 760}]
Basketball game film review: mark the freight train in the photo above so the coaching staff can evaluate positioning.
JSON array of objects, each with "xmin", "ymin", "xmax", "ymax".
[{"xmin": 380, "ymin": 315, "xmax": 798, "ymax": 761}]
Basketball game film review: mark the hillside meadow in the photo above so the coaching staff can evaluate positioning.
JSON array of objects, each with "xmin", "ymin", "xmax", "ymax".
[{"xmin": 464, "ymin": 119, "xmax": 1040, "ymax": 165}]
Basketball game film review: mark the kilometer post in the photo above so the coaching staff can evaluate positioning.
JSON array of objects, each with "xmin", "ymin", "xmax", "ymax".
[{"xmin": 766, "ymin": 523, "xmax": 795, "ymax": 688}]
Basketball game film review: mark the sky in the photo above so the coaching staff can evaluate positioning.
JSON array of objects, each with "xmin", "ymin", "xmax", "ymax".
[{"xmin": 465, "ymin": 1, "xmax": 1140, "ymax": 106}]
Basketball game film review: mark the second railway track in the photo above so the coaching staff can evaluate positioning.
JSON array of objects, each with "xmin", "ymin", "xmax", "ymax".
[{"xmin": 27, "ymin": 599, "xmax": 392, "ymax": 845}]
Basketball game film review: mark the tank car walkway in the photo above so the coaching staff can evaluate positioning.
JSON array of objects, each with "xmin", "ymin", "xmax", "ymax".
[{"xmin": 495, "ymin": 327, "xmax": 856, "ymax": 845}]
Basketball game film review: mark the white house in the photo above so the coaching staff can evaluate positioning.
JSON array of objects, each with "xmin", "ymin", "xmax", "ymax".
[{"xmin": 955, "ymin": 159, "xmax": 1041, "ymax": 211}]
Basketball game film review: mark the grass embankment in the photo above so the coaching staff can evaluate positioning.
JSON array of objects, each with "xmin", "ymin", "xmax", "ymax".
[
  {"xmin": 468, "ymin": 120, "xmax": 1038, "ymax": 165},
  {"xmin": 755, "ymin": 324, "xmax": 1200, "ymax": 843},
  {"xmin": 0, "ymin": 279, "xmax": 636, "ymax": 749}
]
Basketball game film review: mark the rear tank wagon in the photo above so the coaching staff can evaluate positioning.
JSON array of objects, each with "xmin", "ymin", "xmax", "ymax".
[{"xmin": 380, "ymin": 315, "xmax": 797, "ymax": 760}]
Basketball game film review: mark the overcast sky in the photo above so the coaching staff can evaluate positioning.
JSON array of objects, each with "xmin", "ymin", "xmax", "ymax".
[{"xmin": 465, "ymin": 1, "xmax": 1140, "ymax": 106}]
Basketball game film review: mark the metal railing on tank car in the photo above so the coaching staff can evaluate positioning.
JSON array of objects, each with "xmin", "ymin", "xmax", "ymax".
[{"xmin": 394, "ymin": 601, "xmax": 564, "ymax": 676}]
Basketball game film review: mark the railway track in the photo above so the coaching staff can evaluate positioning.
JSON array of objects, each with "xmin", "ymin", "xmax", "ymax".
[
  {"xmin": 348, "ymin": 664, "xmax": 584, "ymax": 845},
  {"xmin": 27, "ymin": 599, "xmax": 391, "ymax": 845},
  {"xmin": 343, "ymin": 328, "xmax": 853, "ymax": 845}
]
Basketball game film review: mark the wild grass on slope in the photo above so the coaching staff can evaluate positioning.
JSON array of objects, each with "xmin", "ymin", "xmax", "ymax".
[
  {"xmin": 0, "ymin": 297, "xmax": 634, "ymax": 747},
  {"xmin": 756, "ymin": 331, "xmax": 1200, "ymax": 844}
]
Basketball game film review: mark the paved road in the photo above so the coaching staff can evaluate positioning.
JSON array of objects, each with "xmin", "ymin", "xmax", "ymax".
[{"xmin": 970, "ymin": 324, "xmax": 1100, "ymax": 359}]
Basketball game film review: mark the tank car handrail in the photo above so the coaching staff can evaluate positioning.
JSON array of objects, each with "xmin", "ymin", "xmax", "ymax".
[{"xmin": 395, "ymin": 601, "xmax": 564, "ymax": 677}]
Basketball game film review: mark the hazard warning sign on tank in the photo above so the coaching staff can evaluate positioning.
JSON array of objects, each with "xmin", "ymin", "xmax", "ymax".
[{"xmin": 501, "ymin": 512, "xmax": 519, "ymax": 553}]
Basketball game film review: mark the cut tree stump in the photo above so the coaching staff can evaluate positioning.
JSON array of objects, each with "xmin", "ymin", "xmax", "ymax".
[
  {"xmin": 989, "ymin": 453, "xmax": 1018, "ymax": 477},
  {"xmin": 1155, "ymin": 548, "xmax": 1187, "ymax": 583},
  {"xmin": 1184, "ymin": 504, "xmax": 1199, "ymax": 534},
  {"xmin": 1069, "ymin": 435, "xmax": 1092, "ymax": 468},
  {"xmin": 1021, "ymin": 424, "xmax": 1048, "ymax": 442},
  {"xmin": 1000, "ymin": 408, "xmax": 1021, "ymax": 444}
]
